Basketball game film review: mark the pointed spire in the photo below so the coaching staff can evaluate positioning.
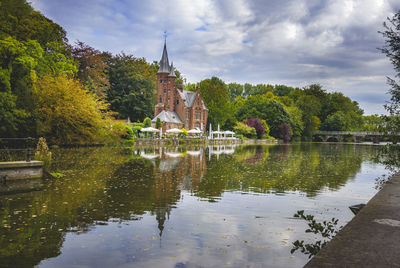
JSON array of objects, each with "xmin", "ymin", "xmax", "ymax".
[
  {"xmin": 168, "ymin": 61, "xmax": 176, "ymax": 77},
  {"xmin": 158, "ymin": 36, "xmax": 170, "ymax": 74}
]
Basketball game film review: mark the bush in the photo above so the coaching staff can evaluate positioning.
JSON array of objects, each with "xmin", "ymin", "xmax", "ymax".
[
  {"xmin": 143, "ymin": 117, "xmax": 152, "ymax": 127},
  {"xmin": 234, "ymin": 122, "xmax": 256, "ymax": 138},
  {"xmin": 244, "ymin": 118, "xmax": 265, "ymax": 138}
]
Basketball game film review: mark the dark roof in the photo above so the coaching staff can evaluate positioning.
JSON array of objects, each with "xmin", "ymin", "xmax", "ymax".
[
  {"xmin": 157, "ymin": 41, "xmax": 170, "ymax": 74},
  {"xmin": 177, "ymin": 90, "xmax": 208, "ymax": 110}
]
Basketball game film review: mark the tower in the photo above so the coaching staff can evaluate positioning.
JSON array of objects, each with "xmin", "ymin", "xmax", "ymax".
[{"xmin": 154, "ymin": 40, "xmax": 176, "ymax": 116}]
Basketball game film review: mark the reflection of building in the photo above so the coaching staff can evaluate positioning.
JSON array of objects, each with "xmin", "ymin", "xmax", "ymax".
[
  {"xmin": 152, "ymin": 40, "xmax": 208, "ymax": 133},
  {"xmin": 137, "ymin": 146, "xmax": 208, "ymax": 237},
  {"xmin": 208, "ymin": 145, "xmax": 238, "ymax": 160}
]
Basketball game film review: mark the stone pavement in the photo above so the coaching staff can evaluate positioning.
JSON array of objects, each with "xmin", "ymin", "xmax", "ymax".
[{"xmin": 305, "ymin": 174, "xmax": 400, "ymax": 267}]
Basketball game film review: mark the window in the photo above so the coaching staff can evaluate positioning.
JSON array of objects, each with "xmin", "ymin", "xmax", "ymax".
[
  {"xmin": 176, "ymin": 99, "xmax": 179, "ymax": 105},
  {"xmin": 163, "ymin": 80, "xmax": 167, "ymax": 84},
  {"xmin": 159, "ymin": 79, "xmax": 162, "ymax": 84},
  {"xmin": 203, "ymin": 111, "xmax": 205, "ymax": 120},
  {"xmin": 195, "ymin": 111, "xmax": 201, "ymax": 120},
  {"xmin": 163, "ymin": 88, "xmax": 166, "ymax": 94},
  {"xmin": 186, "ymin": 110, "xmax": 189, "ymax": 120},
  {"xmin": 159, "ymin": 96, "xmax": 162, "ymax": 103}
]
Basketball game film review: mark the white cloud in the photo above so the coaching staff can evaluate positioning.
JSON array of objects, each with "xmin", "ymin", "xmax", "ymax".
[{"xmin": 30, "ymin": 0, "xmax": 400, "ymax": 114}]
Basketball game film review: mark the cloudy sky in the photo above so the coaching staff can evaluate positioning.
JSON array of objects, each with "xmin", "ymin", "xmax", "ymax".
[{"xmin": 31, "ymin": 0, "xmax": 400, "ymax": 115}]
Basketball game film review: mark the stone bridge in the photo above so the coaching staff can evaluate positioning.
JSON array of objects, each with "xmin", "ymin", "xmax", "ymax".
[{"xmin": 314, "ymin": 131, "xmax": 387, "ymax": 143}]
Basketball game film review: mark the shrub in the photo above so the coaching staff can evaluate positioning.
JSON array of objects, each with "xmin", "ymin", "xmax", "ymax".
[
  {"xmin": 245, "ymin": 118, "xmax": 266, "ymax": 138},
  {"xmin": 143, "ymin": 117, "xmax": 152, "ymax": 127},
  {"xmin": 234, "ymin": 122, "xmax": 256, "ymax": 138}
]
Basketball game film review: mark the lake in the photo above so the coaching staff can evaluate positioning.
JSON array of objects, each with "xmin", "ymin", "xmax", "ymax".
[{"xmin": 0, "ymin": 144, "xmax": 389, "ymax": 267}]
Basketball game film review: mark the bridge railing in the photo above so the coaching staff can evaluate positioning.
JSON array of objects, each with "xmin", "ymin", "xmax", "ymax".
[{"xmin": 316, "ymin": 131, "xmax": 384, "ymax": 136}]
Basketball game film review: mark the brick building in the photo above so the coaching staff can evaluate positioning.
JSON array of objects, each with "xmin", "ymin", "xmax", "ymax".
[{"xmin": 152, "ymin": 41, "xmax": 208, "ymax": 134}]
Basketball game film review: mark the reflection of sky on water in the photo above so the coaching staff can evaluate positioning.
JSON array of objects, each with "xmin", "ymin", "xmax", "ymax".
[{"xmin": 1, "ymin": 144, "xmax": 388, "ymax": 267}]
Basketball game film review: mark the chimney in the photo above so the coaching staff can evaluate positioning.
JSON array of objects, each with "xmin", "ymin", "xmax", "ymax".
[{"xmin": 179, "ymin": 80, "xmax": 183, "ymax": 92}]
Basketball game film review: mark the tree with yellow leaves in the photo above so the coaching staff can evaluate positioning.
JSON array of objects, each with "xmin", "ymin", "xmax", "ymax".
[{"xmin": 33, "ymin": 75, "xmax": 114, "ymax": 144}]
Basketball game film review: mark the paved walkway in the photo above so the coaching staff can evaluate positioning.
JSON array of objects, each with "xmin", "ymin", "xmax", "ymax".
[{"xmin": 305, "ymin": 174, "xmax": 400, "ymax": 267}]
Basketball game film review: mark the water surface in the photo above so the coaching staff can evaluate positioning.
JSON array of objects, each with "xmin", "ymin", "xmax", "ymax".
[{"xmin": 0, "ymin": 144, "xmax": 388, "ymax": 267}]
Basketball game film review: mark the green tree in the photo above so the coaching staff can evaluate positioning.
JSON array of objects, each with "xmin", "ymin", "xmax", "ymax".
[
  {"xmin": 380, "ymin": 11, "xmax": 400, "ymax": 116},
  {"xmin": 0, "ymin": 92, "xmax": 27, "ymax": 136},
  {"xmin": 155, "ymin": 117, "xmax": 162, "ymax": 129},
  {"xmin": 143, "ymin": 117, "xmax": 152, "ymax": 128},
  {"xmin": 235, "ymin": 94, "xmax": 291, "ymax": 138},
  {"xmin": 106, "ymin": 54, "xmax": 155, "ymax": 122},
  {"xmin": 199, "ymin": 77, "xmax": 233, "ymax": 128},
  {"xmin": 0, "ymin": 0, "xmax": 68, "ymax": 48},
  {"xmin": 322, "ymin": 111, "xmax": 347, "ymax": 131}
]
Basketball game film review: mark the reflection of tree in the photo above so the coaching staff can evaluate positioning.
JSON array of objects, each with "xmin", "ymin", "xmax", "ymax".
[{"xmin": 197, "ymin": 144, "xmax": 378, "ymax": 199}]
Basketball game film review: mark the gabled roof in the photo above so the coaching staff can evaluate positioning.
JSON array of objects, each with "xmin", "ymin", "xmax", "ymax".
[
  {"xmin": 152, "ymin": 110, "xmax": 184, "ymax": 124},
  {"xmin": 177, "ymin": 90, "xmax": 208, "ymax": 110}
]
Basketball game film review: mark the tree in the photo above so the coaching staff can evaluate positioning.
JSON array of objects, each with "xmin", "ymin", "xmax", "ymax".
[
  {"xmin": 322, "ymin": 111, "xmax": 347, "ymax": 131},
  {"xmin": 295, "ymin": 95, "xmax": 322, "ymax": 139},
  {"xmin": 143, "ymin": 117, "xmax": 152, "ymax": 128},
  {"xmin": 106, "ymin": 54, "xmax": 155, "ymax": 121},
  {"xmin": 380, "ymin": 11, "xmax": 400, "ymax": 116},
  {"xmin": 71, "ymin": 41, "xmax": 110, "ymax": 97},
  {"xmin": 155, "ymin": 117, "xmax": 162, "ymax": 129},
  {"xmin": 199, "ymin": 77, "xmax": 233, "ymax": 128},
  {"xmin": 33, "ymin": 75, "xmax": 113, "ymax": 144},
  {"xmin": 0, "ymin": 36, "xmax": 76, "ymax": 136},
  {"xmin": 278, "ymin": 123, "xmax": 292, "ymax": 143},
  {"xmin": 0, "ymin": 92, "xmax": 27, "ymax": 136},
  {"xmin": 244, "ymin": 118, "xmax": 265, "ymax": 138},
  {"xmin": 235, "ymin": 94, "xmax": 291, "ymax": 138},
  {"xmin": 0, "ymin": 0, "xmax": 68, "ymax": 48}
]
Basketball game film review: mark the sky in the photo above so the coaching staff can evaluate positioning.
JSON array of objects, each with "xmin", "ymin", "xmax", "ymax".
[{"xmin": 30, "ymin": 0, "xmax": 400, "ymax": 115}]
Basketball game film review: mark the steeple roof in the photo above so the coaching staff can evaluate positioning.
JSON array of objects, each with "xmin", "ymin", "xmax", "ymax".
[
  {"xmin": 168, "ymin": 61, "xmax": 176, "ymax": 77},
  {"xmin": 157, "ymin": 40, "xmax": 170, "ymax": 74}
]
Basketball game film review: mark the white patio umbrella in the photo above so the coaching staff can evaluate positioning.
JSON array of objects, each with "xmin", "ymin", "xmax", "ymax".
[
  {"xmin": 140, "ymin": 127, "xmax": 160, "ymax": 132},
  {"xmin": 166, "ymin": 128, "xmax": 183, "ymax": 133},
  {"xmin": 187, "ymin": 129, "xmax": 202, "ymax": 134},
  {"xmin": 223, "ymin": 130, "xmax": 235, "ymax": 135}
]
